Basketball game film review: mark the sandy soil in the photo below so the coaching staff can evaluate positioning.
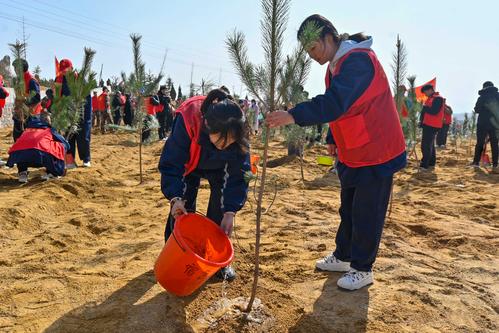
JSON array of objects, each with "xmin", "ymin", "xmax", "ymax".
[{"xmin": 0, "ymin": 128, "xmax": 497, "ymax": 333}]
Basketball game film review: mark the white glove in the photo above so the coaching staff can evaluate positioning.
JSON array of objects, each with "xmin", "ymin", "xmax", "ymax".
[
  {"xmin": 170, "ymin": 198, "xmax": 186, "ymax": 219},
  {"xmin": 220, "ymin": 212, "xmax": 235, "ymax": 236}
]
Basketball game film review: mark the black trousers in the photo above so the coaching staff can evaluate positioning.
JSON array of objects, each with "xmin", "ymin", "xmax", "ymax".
[
  {"xmin": 436, "ymin": 124, "xmax": 450, "ymax": 146},
  {"xmin": 156, "ymin": 111, "xmax": 167, "ymax": 139},
  {"xmin": 68, "ymin": 124, "xmax": 91, "ymax": 163},
  {"xmin": 164, "ymin": 170, "xmax": 225, "ymax": 242},
  {"xmin": 333, "ymin": 175, "xmax": 393, "ymax": 271},
  {"xmin": 13, "ymin": 118, "xmax": 24, "ymax": 142},
  {"xmin": 113, "ymin": 108, "xmax": 122, "ymax": 125},
  {"xmin": 420, "ymin": 125, "xmax": 439, "ymax": 168},
  {"xmin": 473, "ymin": 122, "xmax": 498, "ymax": 167}
]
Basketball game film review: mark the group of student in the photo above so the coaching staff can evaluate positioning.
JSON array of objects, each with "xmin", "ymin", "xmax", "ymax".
[
  {"xmin": 1, "ymin": 13, "xmax": 497, "ymax": 293},
  {"xmin": 160, "ymin": 14, "xmax": 408, "ymax": 290},
  {"xmin": 90, "ymin": 84, "xmax": 175, "ymax": 142},
  {"xmin": 0, "ymin": 58, "xmax": 91, "ymax": 181},
  {"xmin": 418, "ymin": 82, "xmax": 498, "ymax": 173}
]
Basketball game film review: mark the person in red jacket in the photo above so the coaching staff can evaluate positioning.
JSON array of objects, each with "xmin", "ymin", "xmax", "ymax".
[
  {"xmin": 0, "ymin": 74, "xmax": 9, "ymax": 117},
  {"xmin": 419, "ymin": 84, "xmax": 445, "ymax": 170},
  {"xmin": 267, "ymin": 14, "xmax": 406, "ymax": 290},
  {"xmin": 436, "ymin": 104, "xmax": 453, "ymax": 148},
  {"xmin": 98, "ymin": 87, "xmax": 112, "ymax": 134},
  {"xmin": 0, "ymin": 75, "xmax": 10, "ymax": 166},
  {"xmin": 91, "ymin": 91, "xmax": 99, "ymax": 128}
]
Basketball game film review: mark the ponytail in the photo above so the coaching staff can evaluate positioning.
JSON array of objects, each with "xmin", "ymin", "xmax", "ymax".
[{"xmin": 298, "ymin": 14, "xmax": 368, "ymax": 44}]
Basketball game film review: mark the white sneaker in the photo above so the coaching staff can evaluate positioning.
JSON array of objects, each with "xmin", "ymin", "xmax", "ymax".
[
  {"xmin": 18, "ymin": 171, "xmax": 28, "ymax": 183},
  {"xmin": 82, "ymin": 161, "xmax": 91, "ymax": 168},
  {"xmin": 337, "ymin": 269, "xmax": 373, "ymax": 290},
  {"xmin": 316, "ymin": 252, "xmax": 351, "ymax": 272},
  {"xmin": 467, "ymin": 163, "xmax": 480, "ymax": 168},
  {"xmin": 66, "ymin": 163, "xmax": 77, "ymax": 169},
  {"xmin": 41, "ymin": 173, "xmax": 60, "ymax": 181}
]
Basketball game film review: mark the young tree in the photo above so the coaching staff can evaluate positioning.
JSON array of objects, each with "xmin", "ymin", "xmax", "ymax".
[
  {"xmin": 9, "ymin": 41, "xmax": 29, "ymax": 131},
  {"xmin": 111, "ymin": 34, "xmax": 163, "ymax": 184},
  {"xmin": 33, "ymin": 65, "xmax": 41, "ymax": 81},
  {"xmin": 197, "ymin": 78, "xmax": 216, "ymax": 95},
  {"xmin": 170, "ymin": 84, "xmax": 177, "ymax": 101},
  {"xmin": 226, "ymin": 0, "xmax": 318, "ymax": 312},
  {"xmin": 406, "ymin": 75, "xmax": 422, "ymax": 161},
  {"xmin": 50, "ymin": 48, "xmax": 97, "ymax": 136},
  {"xmin": 391, "ymin": 36, "xmax": 408, "ymax": 117},
  {"xmin": 177, "ymin": 85, "xmax": 183, "ymax": 100}
]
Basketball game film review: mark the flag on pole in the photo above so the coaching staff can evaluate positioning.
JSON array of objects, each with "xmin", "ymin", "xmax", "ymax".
[
  {"xmin": 414, "ymin": 77, "xmax": 437, "ymax": 103},
  {"xmin": 55, "ymin": 56, "xmax": 60, "ymax": 78}
]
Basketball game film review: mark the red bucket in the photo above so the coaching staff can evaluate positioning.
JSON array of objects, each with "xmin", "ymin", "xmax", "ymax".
[{"xmin": 154, "ymin": 213, "xmax": 234, "ymax": 296}]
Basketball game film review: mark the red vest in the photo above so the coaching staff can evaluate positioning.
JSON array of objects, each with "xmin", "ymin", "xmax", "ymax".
[
  {"xmin": 175, "ymin": 95, "xmax": 206, "ymax": 175},
  {"xmin": 144, "ymin": 97, "xmax": 156, "ymax": 115},
  {"xmin": 325, "ymin": 49, "xmax": 406, "ymax": 168},
  {"xmin": 98, "ymin": 92, "xmax": 108, "ymax": 110},
  {"xmin": 91, "ymin": 95, "xmax": 99, "ymax": 112},
  {"xmin": 422, "ymin": 93, "xmax": 445, "ymax": 128},
  {"xmin": 23, "ymin": 71, "xmax": 42, "ymax": 115},
  {"xmin": 0, "ymin": 86, "xmax": 8, "ymax": 114},
  {"xmin": 8, "ymin": 127, "xmax": 66, "ymax": 161}
]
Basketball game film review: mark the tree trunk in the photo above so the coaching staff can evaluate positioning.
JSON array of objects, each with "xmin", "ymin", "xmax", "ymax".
[{"xmin": 245, "ymin": 125, "xmax": 270, "ymax": 313}]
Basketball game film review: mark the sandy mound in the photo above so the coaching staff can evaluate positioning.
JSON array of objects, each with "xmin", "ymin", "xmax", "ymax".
[{"xmin": 0, "ymin": 129, "xmax": 497, "ymax": 332}]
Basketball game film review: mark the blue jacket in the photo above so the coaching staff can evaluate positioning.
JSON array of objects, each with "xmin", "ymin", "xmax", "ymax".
[
  {"xmin": 26, "ymin": 77, "xmax": 40, "ymax": 107},
  {"xmin": 288, "ymin": 51, "xmax": 406, "ymax": 187},
  {"xmin": 158, "ymin": 114, "xmax": 250, "ymax": 213}
]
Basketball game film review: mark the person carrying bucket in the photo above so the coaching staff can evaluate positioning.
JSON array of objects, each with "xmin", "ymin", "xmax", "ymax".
[
  {"xmin": 158, "ymin": 87, "xmax": 250, "ymax": 281},
  {"xmin": 267, "ymin": 14, "xmax": 407, "ymax": 290}
]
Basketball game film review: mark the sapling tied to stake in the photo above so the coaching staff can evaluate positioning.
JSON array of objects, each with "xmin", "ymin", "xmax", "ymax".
[
  {"xmin": 110, "ymin": 34, "xmax": 164, "ymax": 184},
  {"xmin": 9, "ymin": 41, "xmax": 29, "ymax": 131},
  {"xmin": 226, "ymin": 0, "xmax": 321, "ymax": 313}
]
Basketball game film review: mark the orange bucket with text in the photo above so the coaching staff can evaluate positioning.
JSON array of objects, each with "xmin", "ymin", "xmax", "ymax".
[{"xmin": 154, "ymin": 213, "xmax": 234, "ymax": 296}]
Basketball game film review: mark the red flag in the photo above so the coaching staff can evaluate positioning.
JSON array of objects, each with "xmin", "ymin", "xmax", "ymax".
[
  {"xmin": 414, "ymin": 77, "xmax": 437, "ymax": 103},
  {"xmin": 55, "ymin": 56, "xmax": 60, "ymax": 78}
]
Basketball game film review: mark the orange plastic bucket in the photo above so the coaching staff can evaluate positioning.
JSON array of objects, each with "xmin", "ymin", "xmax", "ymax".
[
  {"xmin": 154, "ymin": 213, "xmax": 234, "ymax": 296},
  {"xmin": 250, "ymin": 154, "xmax": 260, "ymax": 174}
]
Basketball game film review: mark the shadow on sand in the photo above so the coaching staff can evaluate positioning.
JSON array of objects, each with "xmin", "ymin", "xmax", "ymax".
[
  {"xmin": 44, "ymin": 270, "xmax": 195, "ymax": 333},
  {"xmin": 289, "ymin": 273, "xmax": 370, "ymax": 333}
]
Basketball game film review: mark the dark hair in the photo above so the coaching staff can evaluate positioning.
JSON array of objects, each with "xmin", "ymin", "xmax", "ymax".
[
  {"xmin": 12, "ymin": 59, "xmax": 29, "ymax": 72},
  {"xmin": 483, "ymin": 81, "xmax": 494, "ymax": 89},
  {"xmin": 102, "ymin": 86, "xmax": 109, "ymax": 92},
  {"xmin": 200, "ymin": 88, "xmax": 248, "ymax": 153},
  {"xmin": 297, "ymin": 14, "xmax": 368, "ymax": 44},
  {"xmin": 421, "ymin": 84, "xmax": 434, "ymax": 92}
]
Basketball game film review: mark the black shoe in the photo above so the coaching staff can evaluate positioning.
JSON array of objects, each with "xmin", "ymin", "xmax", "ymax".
[{"xmin": 215, "ymin": 265, "xmax": 236, "ymax": 281}]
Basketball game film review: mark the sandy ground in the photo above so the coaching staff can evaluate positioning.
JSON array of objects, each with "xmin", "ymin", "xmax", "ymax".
[{"xmin": 0, "ymin": 128, "xmax": 497, "ymax": 333}]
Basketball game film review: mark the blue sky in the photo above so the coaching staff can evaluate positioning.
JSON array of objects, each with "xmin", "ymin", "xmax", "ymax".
[{"xmin": 1, "ymin": 0, "xmax": 498, "ymax": 114}]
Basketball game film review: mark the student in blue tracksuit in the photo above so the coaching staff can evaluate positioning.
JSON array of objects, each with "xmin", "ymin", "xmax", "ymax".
[
  {"xmin": 158, "ymin": 88, "xmax": 250, "ymax": 281},
  {"xmin": 7, "ymin": 113, "xmax": 69, "ymax": 183},
  {"xmin": 267, "ymin": 14, "xmax": 407, "ymax": 290},
  {"xmin": 56, "ymin": 59, "xmax": 92, "ymax": 169}
]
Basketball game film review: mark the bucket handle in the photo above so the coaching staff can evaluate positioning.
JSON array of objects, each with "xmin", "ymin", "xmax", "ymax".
[{"xmin": 172, "ymin": 231, "xmax": 187, "ymax": 253}]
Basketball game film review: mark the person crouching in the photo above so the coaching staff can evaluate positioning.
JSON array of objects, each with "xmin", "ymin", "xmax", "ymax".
[{"xmin": 7, "ymin": 113, "xmax": 69, "ymax": 183}]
